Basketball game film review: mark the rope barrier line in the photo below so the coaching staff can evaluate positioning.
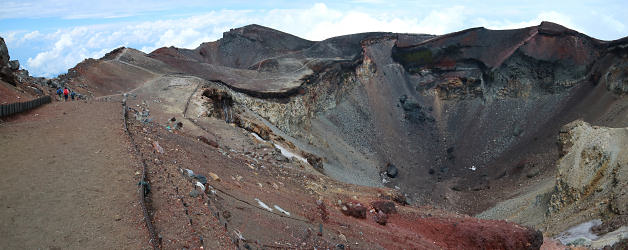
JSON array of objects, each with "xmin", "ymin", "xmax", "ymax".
[
  {"xmin": 122, "ymin": 99, "xmax": 160, "ymax": 250},
  {"xmin": 183, "ymin": 82, "xmax": 201, "ymax": 119},
  {"xmin": 167, "ymin": 174, "xmax": 205, "ymax": 248},
  {"xmin": 211, "ymin": 185, "xmax": 311, "ymax": 224}
]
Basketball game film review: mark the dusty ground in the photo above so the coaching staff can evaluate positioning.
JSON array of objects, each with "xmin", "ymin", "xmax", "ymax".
[
  {"xmin": 0, "ymin": 101, "xmax": 149, "ymax": 249},
  {"xmin": 0, "ymin": 79, "xmax": 34, "ymax": 104}
]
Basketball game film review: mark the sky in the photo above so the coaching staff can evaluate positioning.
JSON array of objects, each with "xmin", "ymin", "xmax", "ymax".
[{"xmin": 1, "ymin": 0, "xmax": 626, "ymax": 77}]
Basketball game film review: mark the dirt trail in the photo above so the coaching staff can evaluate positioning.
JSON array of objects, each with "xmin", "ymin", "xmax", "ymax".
[{"xmin": 0, "ymin": 101, "xmax": 148, "ymax": 249}]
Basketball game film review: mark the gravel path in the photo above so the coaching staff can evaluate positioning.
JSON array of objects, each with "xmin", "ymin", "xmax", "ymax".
[{"xmin": 0, "ymin": 101, "xmax": 148, "ymax": 249}]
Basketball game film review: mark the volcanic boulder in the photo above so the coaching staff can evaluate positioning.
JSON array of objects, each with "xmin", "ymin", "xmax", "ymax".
[
  {"xmin": 386, "ymin": 163, "xmax": 398, "ymax": 178},
  {"xmin": 341, "ymin": 202, "xmax": 367, "ymax": 219},
  {"xmin": 371, "ymin": 200, "xmax": 397, "ymax": 214},
  {"xmin": 0, "ymin": 37, "xmax": 18, "ymax": 85},
  {"xmin": 373, "ymin": 210, "xmax": 388, "ymax": 225}
]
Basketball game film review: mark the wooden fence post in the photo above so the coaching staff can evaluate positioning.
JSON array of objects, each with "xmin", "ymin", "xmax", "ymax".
[{"xmin": 0, "ymin": 96, "xmax": 53, "ymax": 117}]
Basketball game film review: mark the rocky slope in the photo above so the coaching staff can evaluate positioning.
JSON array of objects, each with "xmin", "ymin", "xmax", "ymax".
[
  {"xmin": 59, "ymin": 22, "xmax": 628, "ymax": 209},
  {"xmin": 0, "ymin": 37, "xmax": 54, "ymax": 104},
  {"xmin": 38, "ymin": 22, "xmax": 628, "ymax": 248},
  {"xmin": 144, "ymin": 22, "xmax": 628, "ymax": 214}
]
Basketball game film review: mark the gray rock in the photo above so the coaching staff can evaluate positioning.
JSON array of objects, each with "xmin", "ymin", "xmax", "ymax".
[
  {"xmin": 513, "ymin": 125, "xmax": 523, "ymax": 137},
  {"xmin": 275, "ymin": 154, "xmax": 289, "ymax": 162},
  {"xmin": 386, "ymin": 163, "xmax": 398, "ymax": 178},
  {"xmin": 567, "ymin": 237, "xmax": 590, "ymax": 247},
  {"xmin": 193, "ymin": 174, "xmax": 207, "ymax": 185},
  {"xmin": 189, "ymin": 189, "xmax": 200, "ymax": 198},
  {"xmin": 526, "ymin": 169, "xmax": 540, "ymax": 178},
  {"xmin": 15, "ymin": 70, "xmax": 30, "ymax": 82},
  {"xmin": 8, "ymin": 60, "xmax": 19, "ymax": 70}
]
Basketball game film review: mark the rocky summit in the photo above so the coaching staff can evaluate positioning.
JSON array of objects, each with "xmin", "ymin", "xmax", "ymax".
[{"xmin": 1, "ymin": 22, "xmax": 627, "ymax": 249}]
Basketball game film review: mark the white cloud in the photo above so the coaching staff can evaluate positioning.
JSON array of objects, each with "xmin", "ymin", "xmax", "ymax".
[
  {"xmin": 27, "ymin": 33, "xmax": 78, "ymax": 76},
  {"xmin": 248, "ymin": 4, "xmax": 466, "ymax": 40},
  {"xmin": 22, "ymin": 30, "xmax": 41, "ymax": 41},
  {"xmin": 416, "ymin": 6, "xmax": 467, "ymax": 34},
  {"xmin": 599, "ymin": 15, "xmax": 626, "ymax": 34},
  {"xmin": 21, "ymin": 10, "xmax": 253, "ymax": 76},
  {"xmin": 2, "ymin": 31, "xmax": 20, "ymax": 45}
]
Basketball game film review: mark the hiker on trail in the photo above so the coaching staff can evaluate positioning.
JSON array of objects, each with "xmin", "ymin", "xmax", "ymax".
[
  {"xmin": 63, "ymin": 88, "xmax": 69, "ymax": 101},
  {"xmin": 70, "ymin": 91, "xmax": 76, "ymax": 100},
  {"xmin": 56, "ymin": 88, "xmax": 62, "ymax": 99}
]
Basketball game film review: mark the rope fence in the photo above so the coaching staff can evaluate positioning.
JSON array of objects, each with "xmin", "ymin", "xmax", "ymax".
[{"xmin": 122, "ymin": 98, "xmax": 160, "ymax": 249}]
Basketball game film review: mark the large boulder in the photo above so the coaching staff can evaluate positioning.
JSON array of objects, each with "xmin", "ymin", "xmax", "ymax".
[
  {"xmin": 0, "ymin": 37, "xmax": 18, "ymax": 85},
  {"xmin": 0, "ymin": 37, "xmax": 8, "ymax": 65},
  {"xmin": 386, "ymin": 163, "xmax": 398, "ymax": 178}
]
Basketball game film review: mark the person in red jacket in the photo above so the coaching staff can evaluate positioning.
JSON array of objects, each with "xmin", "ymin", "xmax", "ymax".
[{"xmin": 63, "ymin": 88, "xmax": 69, "ymax": 101}]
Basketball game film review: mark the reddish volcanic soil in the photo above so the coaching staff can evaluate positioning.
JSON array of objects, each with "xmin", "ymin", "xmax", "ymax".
[{"xmin": 0, "ymin": 79, "xmax": 34, "ymax": 104}]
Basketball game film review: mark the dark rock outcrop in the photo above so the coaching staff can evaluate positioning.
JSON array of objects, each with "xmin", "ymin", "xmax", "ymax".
[
  {"xmin": 371, "ymin": 200, "xmax": 397, "ymax": 214},
  {"xmin": 8, "ymin": 60, "xmax": 19, "ymax": 71},
  {"xmin": 0, "ymin": 37, "xmax": 18, "ymax": 86},
  {"xmin": 392, "ymin": 22, "xmax": 605, "ymax": 99},
  {"xmin": 340, "ymin": 202, "xmax": 367, "ymax": 219},
  {"xmin": 386, "ymin": 163, "xmax": 398, "ymax": 178},
  {"xmin": 0, "ymin": 37, "xmax": 51, "ymax": 100}
]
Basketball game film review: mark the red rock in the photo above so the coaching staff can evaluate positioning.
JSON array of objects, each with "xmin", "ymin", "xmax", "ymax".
[
  {"xmin": 371, "ymin": 200, "xmax": 397, "ymax": 214},
  {"xmin": 197, "ymin": 136, "xmax": 218, "ymax": 148},
  {"xmin": 340, "ymin": 202, "xmax": 366, "ymax": 219},
  {"xmin": 374, "ymin": 210, "xmax": 388, "ymax": 225}
]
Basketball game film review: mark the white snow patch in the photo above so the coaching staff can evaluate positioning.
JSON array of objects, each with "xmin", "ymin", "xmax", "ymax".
[
  {"xmin": 195, "ymin": 181, "xmax": 205, "ymax": 192},
  {"xmin": 255, "ymin": 198, "xmax": 273, "ymax": 212},
  {"xmin": 251, "ymin": 133, "xmax": 308, "ymax": 164},
  {"xmin": 555, "ymin": 219, "xmax": 602, "ymax": 245},
  {"xmin": 184, "ymin": 168, "xmax": 194, "ymax": 177},
  {"xmin": 273, "ymin": 205, "xmax": 291, "ymax": 216},
  {"xmin": 273, "ymin": 143, "xmax": 308, "ymax": 163},
  {"xmin": 469, "ymin": 166, "xmax": 476, "ymax": 171},
  {"xmin": 251, "ymin": 132, "xmax": 266, "ymax": 142}
]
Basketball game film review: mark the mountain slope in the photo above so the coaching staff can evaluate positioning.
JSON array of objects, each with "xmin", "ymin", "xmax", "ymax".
[{"xmin": 48, "ymin": 22, "xmax": 628, "ymax": 247}]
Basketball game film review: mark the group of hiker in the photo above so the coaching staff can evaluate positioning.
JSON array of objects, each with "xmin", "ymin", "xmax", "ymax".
[{"xmin": 56, "ymin": 87, "xmax": 77, "ymax": 101}]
